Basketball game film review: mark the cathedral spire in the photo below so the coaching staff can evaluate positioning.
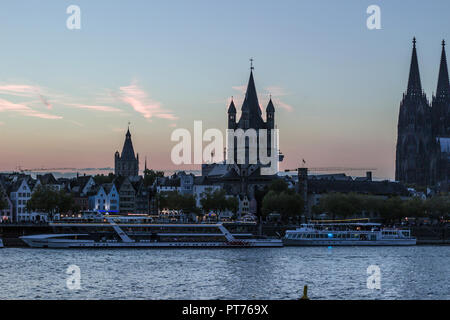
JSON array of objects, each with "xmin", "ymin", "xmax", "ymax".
[
  {"xmin": 407, "ymin": 37, "xmax": 423, "ymax": 95},
  {"xmin": 436, "ymin": 39, "xmax": 449, "ymax": 98}
]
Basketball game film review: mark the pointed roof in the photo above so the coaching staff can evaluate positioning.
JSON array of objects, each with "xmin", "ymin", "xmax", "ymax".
[
  {"xmin": 228, "ymin": 99, "xmax": 236, "ymax": 114},
  {"xmin": 237, "ymin": 69, "xmax": 265, "ymax": 128},
  {"xmin": 243, "ymin": 70, "xmax": 262, "ymax": 116},
  {"xmin": 436, "ymin": 40, "xmax": 450, "ymax": 98},
  {"xmin": 407, "ymin": 37, "xmax": 423, "ymax": 95},
  {"xmin": 266, "ymin": 97, "xmax": 275, "ymax": 113},
  {"xmin": 120, "ymin": 127, "xmax": 137, "ymax": 161}
]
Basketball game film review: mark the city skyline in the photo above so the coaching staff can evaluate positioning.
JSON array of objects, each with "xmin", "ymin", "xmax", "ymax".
[{"xmin": 1, "ymin": 1, "xmax": 450, "ymax": 179}]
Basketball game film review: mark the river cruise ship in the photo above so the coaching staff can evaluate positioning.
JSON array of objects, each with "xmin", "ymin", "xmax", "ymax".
[
  {"xmin": 283, "ymin": 222, "xmax": 416, "ymax": 246},
  {"xmin": 20, "ymin": 213, "xmax": 282, "ymax": 248}
]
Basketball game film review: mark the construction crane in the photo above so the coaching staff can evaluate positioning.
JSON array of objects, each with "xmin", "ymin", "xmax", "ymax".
[{"xmin": 284, "ymin": 167, "xmax": 377, "ymax": 172}]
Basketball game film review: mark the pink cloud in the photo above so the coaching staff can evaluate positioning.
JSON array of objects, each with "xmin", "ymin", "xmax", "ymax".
[
  {"xmin": 0, "ymin": 98, "xmax": 62, "ymax": 120},
  {"xmin": 272, "ymin": 98, "xmax": 294, "ymax": 112},
  {"xmin": 230, "ymin": 84, "xmax": 294, "ymax": 113},
  {"xmin": 0, "ymin": 83, "xmax": 57, "ymax": 110},
  {"xmin": 118, "ymin": 82, "xmax": 177, "ymax": 120},
  {"xmin": 72, "ymin": 104, "xmax": 122, "ymax": 112},
  {"xmin": 0, "ymin": 84, "xmax": 40, "ymax": 97}
]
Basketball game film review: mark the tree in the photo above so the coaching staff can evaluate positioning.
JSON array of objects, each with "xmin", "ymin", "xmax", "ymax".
[
  {"xmin": 200, "ymin": 189, "xmax": 237, "ymax": 216},
  {"xmin": 27, "ymin": 186, "xmax": 75, "ymax": 220},
  {"xmin": 425, "ymin": 195, "xmax": 450, "ymax": 219},
  {"xmin": 144, "ymin": 169, "xmax": 164, "ymax": 187},
  {"xmin": 158, "ymin": 191, "xmax": 198, "ymax": 213},
  {"xmin": 262, "ymin": 190, "xmax": 304, "ymax": 221},
  {"xmin": 315, "ymin": 193, "xmax": 380, "ymax": 219},
  {"xmin": 268, "ymin": 179, "xmax": 289, "ymax": 193},
  {"xmin": 93, "ymin": 173, "xmax": 115, "ymax": 184}
]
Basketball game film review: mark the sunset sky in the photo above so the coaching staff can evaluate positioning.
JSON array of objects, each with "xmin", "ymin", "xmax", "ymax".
[{"xmin": 1, "ymin": 0, "xmax": 450, "ymax": 180}]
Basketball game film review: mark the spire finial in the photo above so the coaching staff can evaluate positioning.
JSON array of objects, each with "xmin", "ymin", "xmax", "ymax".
[
  {"xmin": 250, "ymin": 58, "xmax": 254, "ymax": 71},
  {"xmin": 413, "ymin": 37, "xmax": 416, "ymax": 48},
  {"xmin": 443, "ymin": 39, "xmax": 446, "ymax": 47}
]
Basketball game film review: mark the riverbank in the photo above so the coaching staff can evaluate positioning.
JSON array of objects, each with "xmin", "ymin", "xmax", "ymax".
[{"xmin": 1, "ymin": 223, "xmax": 449, "ymax": 247}]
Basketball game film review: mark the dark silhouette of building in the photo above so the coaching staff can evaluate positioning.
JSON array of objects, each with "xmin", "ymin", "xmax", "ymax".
[
  {"xmin": 395, "ymin": 38, "xmax": 450, "ymax": 189},
  {"xmin": 114, "ymin": 127, "xmax": 139, "ymax": 177},
  {"xmin": 432, "ymin": 41, "xmax": 450, "ymax": 190}
]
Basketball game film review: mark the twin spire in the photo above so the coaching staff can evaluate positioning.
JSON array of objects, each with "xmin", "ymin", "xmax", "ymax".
[
  {"xmin": 407, "ymin": 37, "xmax": 450, "ymax": 98},
  {"xmin": 407, "ymin": 37, "xmax": 423, "ymax": 95},
  {"xmin": 436, "ymin": 40, "xmax": 450, "ymax": 98}
]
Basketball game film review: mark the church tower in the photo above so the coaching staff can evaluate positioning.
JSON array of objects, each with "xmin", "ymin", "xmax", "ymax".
[
  {"xmin": 114, "ymin": 127, "xmax": 139, "ymax": 177},
  {"xmin": 225, "ymin": 61, "xmax": 281, "ymax": 198},
  {"xmin": 395, "ymin": 38, "xmax": 434, "ymax": 186}
]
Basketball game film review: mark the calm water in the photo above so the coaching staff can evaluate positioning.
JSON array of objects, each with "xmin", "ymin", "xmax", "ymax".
[{"xmin": 0, "ymin": 246, "xmax": 448, "ymax": 300}]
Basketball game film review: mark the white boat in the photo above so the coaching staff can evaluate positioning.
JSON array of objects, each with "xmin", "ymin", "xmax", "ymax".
[
  {"xmin": 283, "ymin": 223, "xmax": 416, "ymax": 246},
  {"xmin": 20, "ymin": 215, "xmax": 282, "ymax": 248}
]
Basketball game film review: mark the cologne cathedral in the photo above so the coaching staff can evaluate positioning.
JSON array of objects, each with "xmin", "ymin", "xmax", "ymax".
[{"xmin": 395, "ymin": 38, "xmax": 450, "ymax": 191}]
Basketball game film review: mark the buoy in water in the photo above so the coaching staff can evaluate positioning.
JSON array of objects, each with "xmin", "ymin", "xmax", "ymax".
[{"xmin": 300, "ymin": 285, "xmax": 309, "ymax": 300}]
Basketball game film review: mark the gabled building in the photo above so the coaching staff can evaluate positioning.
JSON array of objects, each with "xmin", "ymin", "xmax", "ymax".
[
  {"xmin": 70, "ymin": 175, "xmax": 95, "ymax": 196},
  {"xmin": 132, "ymin": 179, "xmax": 149, "ymax": 214},
  {"xmin": 114, "ymin": 176, "xmax": 136, "ymax": 213},
  {"xmin": 88, "ymin": 186, "xmax": 107, "ymax": 211},
  {"xmin": 103, "ymin": 183, "xmax": 119, "ymax": 212},
  {"xmin": 8, "ymin": 178, "xmax": 32, "ymax": 222}
]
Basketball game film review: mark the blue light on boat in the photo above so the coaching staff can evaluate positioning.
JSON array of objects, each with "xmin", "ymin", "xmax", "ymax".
[{"xmin": 328, "ymin": 233, "xmax": 333, "ymax": 238}]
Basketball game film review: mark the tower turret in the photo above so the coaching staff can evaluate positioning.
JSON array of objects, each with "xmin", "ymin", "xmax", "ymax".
[
  {"xmin": 266, "ymin": 96, "xmax": 275, "ymax": 129},
  {"xmin": 228, "ymin": 98, "xmax": 236, "ymax": 129}
]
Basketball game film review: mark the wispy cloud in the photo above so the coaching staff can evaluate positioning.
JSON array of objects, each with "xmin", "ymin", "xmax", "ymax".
[
  {"xmin": 229, "ymin": 84, "xmax": 294, "ymax": 113},
  {"xmin": 0, "ymin": 84, "xmax": 41, "ymax": 97},
  {"xmin": 264, "ymin": 86, "xmax": 294, "ymax": 112},
  {"xmin": 0, "ymin": 83, "xmax": 56, "ymax": 111},
  {"xmin": 66, "ymin": 103, "xmax": 122, "ymax": 113},
  {"xmin": 68, "ymin": 120, "xmax": 84, "ymax": 127},
  {"xmin": 0, "ymin": 98, "xmax": 62, "ymax": 120},
  {"xmin": 118, "ymin": 81, "xmax": 177, "ymax": 121}
]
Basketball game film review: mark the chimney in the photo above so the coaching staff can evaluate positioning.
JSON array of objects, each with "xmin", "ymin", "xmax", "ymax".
[{"xmin": 366, "ymin": 171, "xmax": 372, "ymax": 181}]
